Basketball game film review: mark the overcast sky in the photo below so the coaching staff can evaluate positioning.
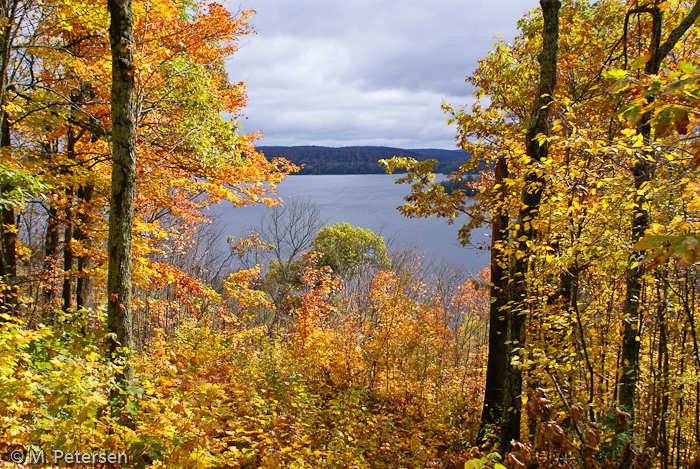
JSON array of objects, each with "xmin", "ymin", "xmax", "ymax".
[{"xmin": 225, "ymin": 0, "xmax": 540, "ymax": 150}]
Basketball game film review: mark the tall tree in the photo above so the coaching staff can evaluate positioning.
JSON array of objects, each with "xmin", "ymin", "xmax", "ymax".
[
  {"xmin": 0, "ymin": 0, "xmax": 20, "ymax": 314},
  {"xmin": 618, "ymin": 0, "xmax": 700, "ymax": 420},
  {"xmin": 107, "ymin": 0, "xmax": 136, "ymax": 406},
  {"xmin": 501, "ymin": 0, "xmax": 561, "ymax": 450},
  {"xmin": 478, "ymin": 155, "xmax": 509, "ymax": 445},
  {"xmin": 386, "ymin": 0, "xmax": 700, "ymax": 458}
]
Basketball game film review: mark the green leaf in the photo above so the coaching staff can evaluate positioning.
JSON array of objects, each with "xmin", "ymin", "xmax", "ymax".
[
  {"xmin": 604, "ymin": 69, "xmax": 627, "ymax": 80},
  {"xmin": 679, "ymin": 61, "xmax": 696, "ymax": 74}
]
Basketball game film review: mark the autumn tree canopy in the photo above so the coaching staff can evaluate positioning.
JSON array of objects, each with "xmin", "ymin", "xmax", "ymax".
[{"xmin": 385, "ymin": 0, "xmax": 700, "ymax": 462}]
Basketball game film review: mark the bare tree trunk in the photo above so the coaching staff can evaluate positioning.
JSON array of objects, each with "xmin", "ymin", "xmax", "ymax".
[
  {"xmin": 501, "ymin": 0, "xmax": 560, "ymax": 452},
  {"xmin": 107, "ymin": 0, "xmax": 136, "ymax": 414}
]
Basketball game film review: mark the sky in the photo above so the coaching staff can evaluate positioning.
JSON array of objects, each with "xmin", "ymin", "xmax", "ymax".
[{"xmin": 225, "ymin": 0, "xmax": 541, "ymax": 150}]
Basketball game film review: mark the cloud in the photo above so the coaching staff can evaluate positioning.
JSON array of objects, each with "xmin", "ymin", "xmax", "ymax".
[{"xmin": 225, "ymin": 0, "xmax": 540, "ymax": 149}]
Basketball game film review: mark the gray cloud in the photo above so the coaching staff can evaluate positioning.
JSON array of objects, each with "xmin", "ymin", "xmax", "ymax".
[{"xmin": 225, "ymin": 0, "xmax": 540, "ymax": 149}]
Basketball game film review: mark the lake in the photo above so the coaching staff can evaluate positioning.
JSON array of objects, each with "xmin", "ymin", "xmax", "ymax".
[{"xmin": 208, "ymin": 174, "xmax": 489, "ymax": 274}]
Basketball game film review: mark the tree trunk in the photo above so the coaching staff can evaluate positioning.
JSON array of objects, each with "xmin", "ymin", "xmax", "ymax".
[
  {"xmin": 0, "ymin": 0, "xmax": 17, "ymax": 315},
  {"xmin": 61, "ymin": 122, "xmax": 81, "ymax": 312},
  {"xmin": 107, "ymin": 0, "xmax": 136, "ymax": 413},
  {"xmin": 76, "ymin": 183, "xmax": 94, "ymax": 311},
  {"xmin": 619, "ymin": 0, "xmax": 700, "ymax": 421},
  {"xmin": 478, "ymin": 155, "xmax": 509, "ymax": 447},
  {"xmin": 42, "ymin": 202, "xmax": 60, "ymax": 321},
  {"xmin": 501, "ymin": 0, "xmax": 560, "ymax": 452},
  {"xmin": 62, "ymin": 196, "xmax": 74, "ymax": 312},
  {"xmin": 1, "ymin": 111, "xmax": 16, "ymax": 314}
]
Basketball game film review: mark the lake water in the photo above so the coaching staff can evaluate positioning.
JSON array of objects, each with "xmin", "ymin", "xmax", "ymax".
[{"xmin": 209, "ymin": 174, "xmax": 489, "ymax": 274}]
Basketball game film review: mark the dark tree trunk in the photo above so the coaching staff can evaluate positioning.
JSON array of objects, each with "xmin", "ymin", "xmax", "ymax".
[
  {"xmin": 107, "ymin": 0, "xmax": 137, "ymax": 412},
  {"xmin": 501, "ymin": 0, "xmax": 560, "ymax": 452},
  {"xmin": 61, "ymin": 126, "xmax": 79, "ymax": 313},
  {"xmin": 0, "ymin": 0, "xmax": 19, "ymax": 317},
  {"xmin": 478, "ymin": 155, "xmax": 509, "ymax": 447},
  {"xmin": 76, "ymin": 183, "xmax": 94, "ymax": 311},
  {"xmin": 42, "ymin": 203, "xmax": 60, "ymax": 319},
  {"xmin": 650, "ymin": 279, "xmax": 670, "ymax": 469},
  {"xmin": 0, "ymin": 205, "xmax": 15, "ymax": 308},
  {"xmin": 62, "ymin": 197, "xmax": 74, "ymax": 312},
  {"xmin": 619, "ymin": 0, "xmax": 700, "ymax": 421},
  {"xmin": 0, "ymin": 111, "xmax": 16, "ymax": 314},
  {"xmin": 619, "ymin": 5, "xmax": 661, "ymax": 422}
]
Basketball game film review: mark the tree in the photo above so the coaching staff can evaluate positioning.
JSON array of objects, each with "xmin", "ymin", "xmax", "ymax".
[
  {"xmin": 106, "ymin": 0, "xmax": 136, "ymax": 409},
  {"xmin": 0, "ymin": 0, "xmax": 31, "ymax": 314},
  {"xmin": 501, "ymin": 0, "xmax": 561, "ymax": 450},
  {"xmin": 2, "ymin": 0, "xmax": 294, "ymax": 331},
  {"xmin": 618, "ymin": 0, "xmax": 700, "ymax": 421},
  {"xmin": 313, "ymin": 222, "xmax": 390, "ymax": 279},
  {"xmin": 241, "ymin": 199, "xmax": 327, "ymax": 327},
  {"xmin": 386, "ymin": 0, "xmax": 700, "ymax": 458},
  {"xmin": 478, "ymin": 155, "xmax": 509, "ymax": 445}
]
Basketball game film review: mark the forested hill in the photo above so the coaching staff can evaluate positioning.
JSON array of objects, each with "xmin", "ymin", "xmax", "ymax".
[{"xmin": 257, "ymin": 145, "xmax": 472, "ymax": 174}]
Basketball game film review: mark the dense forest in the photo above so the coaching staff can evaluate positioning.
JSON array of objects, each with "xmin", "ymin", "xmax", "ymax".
[
  {"xmin": 0, "ymin": 0, "xmax": 699, "ymax": 468},
  {"xmin": 257, "ymin": 146, "xmax": 473, "ymax": 175}
]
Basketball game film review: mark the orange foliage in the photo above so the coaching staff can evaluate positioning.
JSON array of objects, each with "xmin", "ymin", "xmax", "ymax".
[{"xmin": 8, "ymin": 0, "xmax": 296, "ymax": 325}]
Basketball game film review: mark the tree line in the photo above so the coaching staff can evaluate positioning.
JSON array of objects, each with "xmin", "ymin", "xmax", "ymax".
[{"xmin": 258, "ymin": 145, "xmax": 473, "ymax": 175}]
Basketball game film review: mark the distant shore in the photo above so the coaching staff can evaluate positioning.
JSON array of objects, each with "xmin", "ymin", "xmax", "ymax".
[{"xmin": 258, "ymin": 145, "xmax": 477, "ymax": 175}]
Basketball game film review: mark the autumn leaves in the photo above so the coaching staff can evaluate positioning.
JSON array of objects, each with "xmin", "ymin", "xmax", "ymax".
[{"xmin": 387, "ymin": 0, "xmax": 700, "ymax": 463}]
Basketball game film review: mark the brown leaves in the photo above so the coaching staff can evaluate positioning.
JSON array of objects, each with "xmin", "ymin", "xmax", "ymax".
[
  {"xmin": 504, "ymin": 452, "xmax": 528, "ymax": 469},
  {"xmin": 614, "ymin": 408, "xmax": 631, "ymax": 432},
  {"xmin": 528, "ymin": 388, "xmax": 555, "ymax": 421},
  {"xmin": 504, "ymin": 442, "xmax": 535, "ymax": 469},
  {"xmin": 583, "ymin": 423, "xmax": 601, "ymax": 448},
  {"xmin": 538, "ymin": 421, "xmax": 571, "ymax": 454},
  {"xmin": 654, "ymin": 107, "xmax": 690, "ymax": 137}
]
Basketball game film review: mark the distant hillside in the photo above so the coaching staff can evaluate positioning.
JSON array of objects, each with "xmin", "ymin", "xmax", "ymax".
[{"xmin": 257, "ymin": 145, "xmax": 473, "ymax": 175}]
